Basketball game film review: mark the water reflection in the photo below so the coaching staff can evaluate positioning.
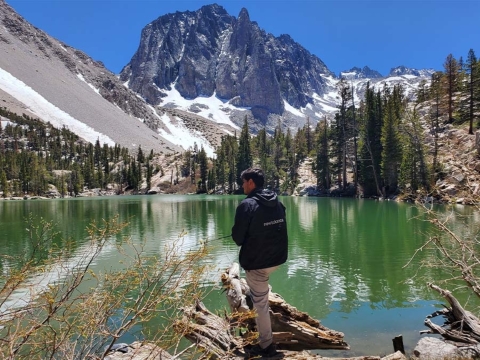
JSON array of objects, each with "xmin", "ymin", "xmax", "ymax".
[{"xmin": 1, "ymin": 195, "xmax": 479, "ymax": 356}]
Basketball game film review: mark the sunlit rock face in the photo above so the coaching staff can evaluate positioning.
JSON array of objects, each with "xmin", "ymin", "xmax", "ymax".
[{"xmin": 119, "ymin": 4, "xmax": 334, "ymax": 124}]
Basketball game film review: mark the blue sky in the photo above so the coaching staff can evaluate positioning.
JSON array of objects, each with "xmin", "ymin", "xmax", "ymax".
[{"xmin": 6, "ymin": 0, "xmax": 480, "ymax": 77}]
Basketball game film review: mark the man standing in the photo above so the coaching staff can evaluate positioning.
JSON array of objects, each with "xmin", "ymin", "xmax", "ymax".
[{"xmin": 231, "ymin": 168, "xmax": 288, "ymax": 358}]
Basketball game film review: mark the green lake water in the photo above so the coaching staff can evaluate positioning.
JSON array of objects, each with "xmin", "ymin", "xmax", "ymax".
[{"xmin": 1, "ymin": 195, "xmax": 478, "ymax": 357}]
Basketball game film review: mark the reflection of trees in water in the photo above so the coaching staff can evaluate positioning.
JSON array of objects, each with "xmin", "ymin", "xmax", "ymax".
[
  {"xmin": 3, "ymin": 196, "xmax": 478, "ymax": 315},
  {"xmin": 281, "ymin": 197, "xmax": 453, "ymax": 313}
]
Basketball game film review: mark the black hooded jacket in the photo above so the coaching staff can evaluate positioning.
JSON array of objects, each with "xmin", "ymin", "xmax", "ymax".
[{"xmin": 231, "ymin": 188, "xmax": 288, "ymax": 270}]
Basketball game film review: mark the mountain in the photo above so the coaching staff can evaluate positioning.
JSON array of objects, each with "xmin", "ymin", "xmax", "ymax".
[
  {"xmin": 0, "ymin": 0, "xmax": 237, "ymax": 156},
  {"xmin": 0, "ymin": 1, "xmax": 436, "ymax": 155},
  {"xmin": 120, "ymin": 4, "xmax": 436, "ymax": 132},
  {"xmin": 340, "ymin": 66, "xmax": 383, "ymax": 79},
  {"xmin": 388, "ymin": 65, "xmax": 434, "ymax": 77},
  {"xmin": 119, "ymin": 4, "xmax": 337, "ymax": 131},
  {"xmin": 339, "ymin": 65, "xmax": 435, "ymax": 104}
]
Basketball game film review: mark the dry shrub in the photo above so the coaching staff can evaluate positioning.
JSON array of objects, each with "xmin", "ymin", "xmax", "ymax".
[{"xmin": 0, "ymin": 215, "xmax": 212, "ymax": 359}]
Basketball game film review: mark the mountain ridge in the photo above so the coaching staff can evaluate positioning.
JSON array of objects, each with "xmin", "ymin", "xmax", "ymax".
[{"xmin": 0, "ymin": 1, "xmax": 435, "ymax": 155}]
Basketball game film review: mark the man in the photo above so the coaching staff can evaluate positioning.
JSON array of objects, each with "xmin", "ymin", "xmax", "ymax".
[{"xmin": 231, "ymin": 168, "xmax": 288, "ymax": 358}]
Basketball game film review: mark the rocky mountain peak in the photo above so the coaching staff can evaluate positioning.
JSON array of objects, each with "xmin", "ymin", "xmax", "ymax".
[
  {"xmin": 389, "ymin": 65, "xmax": 420, "ymax": 76},
  {"xmin": 200, "ymin": 3, "xmax": 228, "ymax": 14},
  {"xmin": 340, "ymin": 66, "xmax": 383, "ymax": 79},
  {"xmin": 119, "ymin": 4, "xmax": 335, "ymax": 125},
  {"xmin": 237, "ymin": 7, "xmax": 250, "ymax": 22}
]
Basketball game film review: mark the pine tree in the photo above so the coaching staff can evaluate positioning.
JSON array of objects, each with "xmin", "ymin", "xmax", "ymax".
[
  {"xmin": 253, "ymin": 128, "xmax": 273, "ymax": 188},
  {"xmin": 415, "ymin": 79, "xmax": 429, "ymax": 104},
  {"xmin": 443, "ymin": 53, "xmax": 460, "ymax": 123},
  {"xmin": 255, "ymin": 128, "xmax": 269, "ymax": 171},
  {"xmin": 94, "ymin": 138, "xmax": 102, "ymax": 169},
  {"xmin": 191, "ymin": 143, "xmax": 198, "ymax": 186},
  {"xmin": 430, "ymin": 72, "xmax": 443, "ymax": 182},
  {"xmin": 235, "ymin": 116, "xmax": 253, "ymax": 189},
  {"xmin": 380, "ymin": 85, "xmax": 404, "ymax": 195},
  {"xmin": 399, "ymin": 108, "xmax": 429, "ymax": 192},
  {"xmin": 214, "ymin": 144, "xmax": 226, "ymax": 192},
  {"xmin": 181, "ymin": 150, "xmax": 192, "ymax": 178},
  {"xmin": 215, "ymin": 135, "xmax": 238, "ymax": 193},
  {"xmin": 358, "ymin": 83, "xmax": 383, "ymax": 197},
  {"xmin": 198, "ymin": 146, "xmax": 208, "ymax": 193},
  {"xmin": 70, "ymin": 163, "xmax": 84, "ymax": 196},
  {"xmin": 284, "ymin": 128, "xmax": 295, "ymax": 193},
  {"xmin": 272, "ymin": 122, "xmax": 285, "ymax": 190},
  {"xmin": 294, "ymin": 127, "xmax": 308, "ymax": 163},
  {"xmin": 146, "ymin": 161, "xmax": 152, "ymax": 190},
  {"xmin": 331, "ymin": 78, "xmax": 353, "ymax": 190},
  {"xmin": 305, "ymin": 117, "xmax": 314, "ymax": 155},
  {"xmin": 351, "ymin": 83, "xmax": 359, "ymax": 195},
  {"xmin": 0, "ymin": 170, "xmax": 8, "ymax": 198},
  {"xmin": 137, "ymin": 146, "xmax": 145, "ymax": 164},
  {"xmin": 466, "ymin": 49, "xmax": 478, "ymax": 134},
  {"xmin": 226, "ymin": 135, "xmax": 238, "ymax": 193}
]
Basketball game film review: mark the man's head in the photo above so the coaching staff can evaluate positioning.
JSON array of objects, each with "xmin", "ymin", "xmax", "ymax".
[{"xmin": 241, "ymin": 168, "xmax": 264, "ymax": 195}]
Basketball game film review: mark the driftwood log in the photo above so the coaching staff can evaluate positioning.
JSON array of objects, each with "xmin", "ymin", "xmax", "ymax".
[
  {"xmin": 175, "ymin": 301, "xmax": 245, "ymax": 358},
  {"xmin": 173, "ymin": 263, "xmax": 413, "ymax": 359},
  {"xmin": 221, "ymin": 262, "xmax": 349, "ymax": 351},
  {"xmin": 176, "ymin": 301, "xmax": 406, "ymax": 359},
  {"xmin": 421, "ymin": 283, "xmax": 480, "ymax": 346}
]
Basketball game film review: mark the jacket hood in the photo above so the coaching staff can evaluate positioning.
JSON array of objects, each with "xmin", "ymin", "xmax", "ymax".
[{"xmin": 248, "ymin": 188, "xmax": 278, "ymax": 207}]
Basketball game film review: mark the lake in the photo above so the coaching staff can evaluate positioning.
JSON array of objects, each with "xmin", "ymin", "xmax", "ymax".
[{"xmin": 0, "ymin": 195, "xmax": 477, "ymax": 357}]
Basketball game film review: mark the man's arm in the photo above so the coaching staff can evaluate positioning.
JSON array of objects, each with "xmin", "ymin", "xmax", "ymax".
[{"xmin": 231, "ymin": 201, "xmax": 250, "ymax": 246}]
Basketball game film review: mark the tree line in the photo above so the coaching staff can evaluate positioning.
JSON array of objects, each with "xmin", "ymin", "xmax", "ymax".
[{"xmin": 0, "ymin": 107, "xmax": 158, "ymax": 197}]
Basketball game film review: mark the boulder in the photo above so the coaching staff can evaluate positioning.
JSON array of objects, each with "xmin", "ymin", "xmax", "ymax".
[
  {"xmin": 104, "ymin": 341, "xmax": 172, "ymax": 359},
  {"xmin": 442, "ymin": 184, "xmax": 457, "ymax": 196},
  {"xmin": 413, "ymin": 337, "xmax": 459, "ymax": 359},
  {"xmin": 46, "ymin": 184, "xmax": 61, "ymax": 198},
  {"xmin": 450, "ymin": 172, "xmax": 465, "ymax": 184},
  {"xmin": 146, "ymin": 187, "xmax": 160, "ymax": 195}
]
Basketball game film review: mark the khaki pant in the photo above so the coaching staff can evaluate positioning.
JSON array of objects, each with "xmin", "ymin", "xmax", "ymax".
[{"xmin": 245, "ymin": 266, "xmax": 279, "ymax": 349}]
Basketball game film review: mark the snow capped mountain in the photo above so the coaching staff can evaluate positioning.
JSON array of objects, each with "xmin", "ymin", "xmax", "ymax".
[
  {"xmin": 0, "ymin": 1, "xmax": 436, "ymax": 155},
  {"xmin": 388, "ymin": 65, "xmax": 435, "ymax": 77},
  {"xmin": 338, "ymin": 65, "xmax": 435, "ymax": 105},
  {"xmin": 120, "ymin": 4, "xmax": 436, "ymax": 133},
  {"xmin": 0, "ymin": 0, "xmax": 239, "ymax": 155},
  {"xmin": 340, "ymin": 66, "xmax": 383, "ymax": 80}
]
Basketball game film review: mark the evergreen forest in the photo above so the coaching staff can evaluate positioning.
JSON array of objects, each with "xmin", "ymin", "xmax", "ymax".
[
  {"xmin": 0, "ymin": 108, "xmax": 156, "ymax": 197},
  {"xmin": 1, "ymin": 50, "xmax": 479, "ymax": 199}
]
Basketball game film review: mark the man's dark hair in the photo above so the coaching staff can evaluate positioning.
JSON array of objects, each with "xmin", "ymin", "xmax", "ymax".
[{"xmin": 241, "ymin": 168, "xmax": 264, "ymax": 188}]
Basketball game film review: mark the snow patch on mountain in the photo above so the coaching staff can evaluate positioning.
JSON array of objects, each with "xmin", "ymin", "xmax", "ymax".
[
  {"xmin": 161, "ymin": 85, "xmax": 241, "ymax": 130},
  {"xmin": 149, "ymin": 105, "xmax": 216, "ymax": 157},
  {"xmin": 284, "ymin": 100, "xmax": 303, "ymax": 117},
  {"xmin": 76, "ymin": 73, "xmax": 101, "ymax": 95},
  {"xmin": 0, "ymin": 66, "xmax": 115, "ymax": 146},
  {"xmin": 338, "ymin": 66, "xmax": 435, "ymax": 104}
]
